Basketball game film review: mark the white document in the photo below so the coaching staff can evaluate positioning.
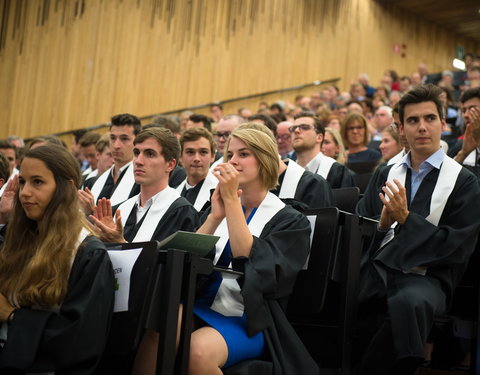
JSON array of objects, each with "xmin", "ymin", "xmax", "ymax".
[{"xmin": 107, "ymin": 248, "xmax": 142, "ymax": 312}]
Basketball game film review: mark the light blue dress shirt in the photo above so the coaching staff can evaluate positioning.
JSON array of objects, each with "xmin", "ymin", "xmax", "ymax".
[{"xmin": 398, "ymin": 148, "xmax": 445, "ymax": 201}]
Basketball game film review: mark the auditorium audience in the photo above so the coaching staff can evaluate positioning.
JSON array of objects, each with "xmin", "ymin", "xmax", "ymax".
[{"xmin": 4, "ymin": 56, "xmax": 480, "ymax": 372}]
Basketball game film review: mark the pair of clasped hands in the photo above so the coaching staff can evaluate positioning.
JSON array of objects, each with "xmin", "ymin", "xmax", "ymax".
[
  {"xmin": 378, "ymin": 179, "xmax": 410, "ymax": 230},
  {"xmin": 210, "ymin": 163, "xmax": 242, "ymax": 221}
]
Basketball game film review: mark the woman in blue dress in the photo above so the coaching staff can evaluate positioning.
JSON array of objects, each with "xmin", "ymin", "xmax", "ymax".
[{"xmin": 134, "ymin": 127, "xmax": 316, "ymax": 374}]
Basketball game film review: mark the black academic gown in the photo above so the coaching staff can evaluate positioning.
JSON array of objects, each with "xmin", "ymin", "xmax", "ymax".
[
  {"xmin": 82, "ymin": 175, "xmax": 97, "ymax": 191},
  {"xmin": 168, "ymin": 165, "xmax": 186, "ymax": 188},
  {"xmin": 96, "ymin": 167, "xmax": 140, "ymax": 203},
  {"xmin": 122, "ymin": 197, "xmax": 200, "ymax": 243},
  {"xmin": 203, "ymin": 205, "xmax": 319, "ymax": 374},
  {"xmin": 356, "ymin": 163, "xmax": 480, "ymax": 359},
  {"xmin": 326, "ymin": 163, "xmax": 355, "ymax": 189},
  {"xmin": 272, "ymin": 164, "xmax": 334, "ymax": 210},
  {"xmin": 180, "ymin": 180, "xmax": 214, "ymax": 215},
  {"xmin": 0, "ymin": 236, "xmax": 115, "ymax": 374}
]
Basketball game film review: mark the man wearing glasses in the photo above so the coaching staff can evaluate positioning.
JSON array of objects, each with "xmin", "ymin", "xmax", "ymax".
[
  {"xmin": 292, "ymin": 112, "xmax": 354, "ymax": 189},
  {"xmin": 210, "ymin": 114, "xmax": 244, "ymax": 170},
  {"xmin": 452, "ymin": 87, "xmax": 480, "ymax": 177},
  {"xmin": 276, "ymin": 121, "xmax": 296, "ymax": 160}
]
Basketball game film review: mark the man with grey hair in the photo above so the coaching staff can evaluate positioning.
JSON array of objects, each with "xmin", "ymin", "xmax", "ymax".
[
  {"xmin": 368, "ymin": 106, "xmax": 394, "ymax": 150},
  {"xmin": 372, "ymin": 106, "xmax": 393, "ymax": 139}
]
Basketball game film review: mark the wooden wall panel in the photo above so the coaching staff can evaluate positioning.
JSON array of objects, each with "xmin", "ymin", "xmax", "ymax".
[{"xmin": 0, "ymin": 0, "xmax": 478, "ymax": 139}]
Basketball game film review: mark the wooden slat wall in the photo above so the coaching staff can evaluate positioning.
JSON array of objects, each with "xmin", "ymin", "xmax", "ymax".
[{"xmin": 0, "ymin": 0, "xmax": 478, "ymax": 139}]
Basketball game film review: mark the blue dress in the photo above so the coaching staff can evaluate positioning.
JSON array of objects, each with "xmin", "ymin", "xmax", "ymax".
[{"xmin": 193, "ymin": 208, "xmax": 265, "ymax": 368}]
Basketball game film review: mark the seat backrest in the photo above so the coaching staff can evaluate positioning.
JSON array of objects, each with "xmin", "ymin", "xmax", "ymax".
[
  {"xmin": 332, "ymin": 187, "xmax": 360, "ymax": 213},
  {"xmin": 346, "ymin": 160, "xmax": 379, "ymax": 175},
  {"xmin": 287, "ymin": 207, "xmax": 340, "ymax": 315},
  {"xmin": 352, "ymin": 172, "xmax": 373, "ymax": 194}
]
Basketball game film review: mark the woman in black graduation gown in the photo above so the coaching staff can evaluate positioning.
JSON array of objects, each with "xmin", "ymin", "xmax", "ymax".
[
  {"xmin": 133, "ymin": 127, "xmax": 317, "ymax": 375},
  {"xmin": 0, "ymin": 145, "xmax": 114, "ymax": 374}
]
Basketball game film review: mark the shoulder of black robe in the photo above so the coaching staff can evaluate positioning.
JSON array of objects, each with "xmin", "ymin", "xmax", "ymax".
[
  {"xmin": 197, "ymin": 188, "xmax": 215, "ymax": 217},
  {"xmin": 326, "ymin": 162, "xmax": 355, "ymax": 189},
  {"xmin": 82, "ymin": 175, "xmax": 98, "ymax": 191},
  {"xmin": 271, "ymin": 166, "xmax": 333, "ymax": 209},
  {"xmin": 150, "ymin": 197, "xmax": 200, "ymax": 242},
  {"xmin": 462, "ymin": 164, "xmax": 480, "ymax": 179},
  {"xmin": 229, "ymin": 205, "xmax": 317, "ymax": 374},
  {"xmin": 294, "ymin": 170, "xmax": 334, "ymax": 209},
  {"xmin": 447, "ymin": 139, "xmax": 462, "ymax": 158},
  {"xmin": 128, "ymin": 183, "xmax": 141, "ymax": 200},
  {"xmin": 168, "ymin": 166, "xmax": 186, "ymax": 188},
  {"xmin": 0, "ymin": 235, "xmax": 115, "ymax": 374},
  {"xmin": 181, "ymin": 179, "xmax": 204, "ymax": 205},
  {"xmin": 97, "ymin": 172, "xmax": 115, "ymax": 201}
]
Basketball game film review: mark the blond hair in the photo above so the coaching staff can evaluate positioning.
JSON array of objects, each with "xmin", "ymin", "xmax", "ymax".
[
  {"xmin": 225, "ymin": 126, "xmax": 279, "ymax": 190},
  {"xmin": 325, "ymin": 127, "xmax": 346, "ymax": 164}
]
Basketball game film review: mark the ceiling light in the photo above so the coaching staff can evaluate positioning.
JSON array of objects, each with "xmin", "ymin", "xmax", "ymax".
[{"xmin": 453, "ymin": 58, "xmax": 466, "ymax": 70}]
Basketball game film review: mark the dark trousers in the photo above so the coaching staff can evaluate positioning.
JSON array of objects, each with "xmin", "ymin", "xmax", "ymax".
[{"xmin": 354, "ymin": 309, "xmax": 423, "ymax": 375}]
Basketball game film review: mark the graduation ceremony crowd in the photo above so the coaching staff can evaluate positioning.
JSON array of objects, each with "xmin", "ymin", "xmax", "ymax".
[{"xmin": 1, "ymin": 55, "xmax": 480, "ymax": 375}]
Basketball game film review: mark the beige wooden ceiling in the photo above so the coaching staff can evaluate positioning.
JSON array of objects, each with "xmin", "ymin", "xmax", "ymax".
[{"xmin": 377, "ymin": 0, "xmax": 480, "ymax": 43}]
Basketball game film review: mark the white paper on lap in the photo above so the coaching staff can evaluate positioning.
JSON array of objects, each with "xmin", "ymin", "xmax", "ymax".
[{"xmin": 107, "ymin": 248, "xmax": 143, "ymax": 312}]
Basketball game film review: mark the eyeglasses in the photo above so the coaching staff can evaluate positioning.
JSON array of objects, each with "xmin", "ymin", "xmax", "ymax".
[
  {"xmin": 213, "ymin": 132, "xmax": 231, "ymax": 140},
  {"xmin": 288, "ymin": 124, "xmax": 315, "ymax": 133},
  {"xmin": 346, "ymin": 125, "xmax": 364, "ymax": 132},
  {"xmin": 276, "ymin": 134, "xmax": 291, "ymax": 142}
]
